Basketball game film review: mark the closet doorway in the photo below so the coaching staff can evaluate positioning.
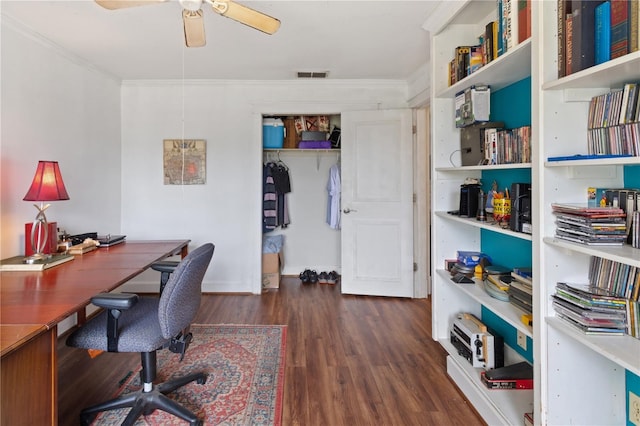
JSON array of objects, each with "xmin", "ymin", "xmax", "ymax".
[{"xmin": 262, "ymin": 115, "xmax": 342, "ymax": 283}]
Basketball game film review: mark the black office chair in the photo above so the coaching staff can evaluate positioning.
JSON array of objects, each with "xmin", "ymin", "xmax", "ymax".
[{"xmin": 66, "ymin": 243, "xmax": 215, "ymax": 426}]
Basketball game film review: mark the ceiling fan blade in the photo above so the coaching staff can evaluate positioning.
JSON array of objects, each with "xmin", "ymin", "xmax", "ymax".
[
  {"xmin": 95, "ymin": 0, "xmax": 167, "ymax": 10},
  {"xmin": 209, "ymin": 0, "xmax": 280, "ymax": 35},
  {"xmin": 183, "ymin": 9, "xmax": 206, "ymax": 47}
]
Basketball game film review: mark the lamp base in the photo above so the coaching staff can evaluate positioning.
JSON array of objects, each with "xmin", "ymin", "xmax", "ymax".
[{"xmin": 25, "ymin": 221, "xmax": 57, "ymax": 257}]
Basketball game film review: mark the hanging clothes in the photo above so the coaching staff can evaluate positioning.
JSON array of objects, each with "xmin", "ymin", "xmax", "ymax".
[
  {"xmin": 263, "ymin": 164, "xmax": 278, "ymax": 232},
  {"xmin": 263, "ymin": 159, "xmax": 292, "ymax": 232},
  {"xmin": 326, "ymin": 162, "xmax": 341, "ymax": 230}
]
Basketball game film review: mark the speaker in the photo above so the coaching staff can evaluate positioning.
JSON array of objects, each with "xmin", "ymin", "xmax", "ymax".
[
  {"xmin": 509, "ymin": 183, "xmax": 532, "ymax": 233},
  {"xmin": 459, "ymin": 184, "xmax": 481, "ymax": 218}
]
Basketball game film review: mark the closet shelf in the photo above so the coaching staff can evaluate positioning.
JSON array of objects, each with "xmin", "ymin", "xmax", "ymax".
[{"xmin": 263, "ymin": 149, "xmax": 339, "ymax": 153}]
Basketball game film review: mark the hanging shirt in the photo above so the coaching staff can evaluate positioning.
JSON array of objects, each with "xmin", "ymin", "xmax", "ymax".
[{"xmin": 326, "ymin": 163, "xmax": 341, "ymax": 230}]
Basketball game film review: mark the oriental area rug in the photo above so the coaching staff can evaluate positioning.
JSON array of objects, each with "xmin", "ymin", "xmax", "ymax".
[{"xmin": 93, "ymin": 324, "xmax": 286, "ymax": 426}]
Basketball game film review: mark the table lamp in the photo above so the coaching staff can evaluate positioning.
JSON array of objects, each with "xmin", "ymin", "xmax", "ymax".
[{"xmin": 23, "ymin": 161, "xmax": 70, "ymax": 263}]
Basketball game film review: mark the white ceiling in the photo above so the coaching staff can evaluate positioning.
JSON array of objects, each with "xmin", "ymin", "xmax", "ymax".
[{"xmin": 1, "ymin": 0, "xmax": 440, "ymax": 81}]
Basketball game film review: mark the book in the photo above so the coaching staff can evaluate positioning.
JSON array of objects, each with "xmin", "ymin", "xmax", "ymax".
[
  {"xmin": 566, "ymin": 12, "xmax": 573, "ymax": 75},
  {"xmin": 503, "ymin": 0, "xmax": 519, "ymax": 52},
  {"xmin": 557, "ymin": 0, "xmax": 572, "ymax": 77},
  {"xmin": 595, "ymin": 1, "xmax": 611, "ymax": 65},
  {"xmin": 481, "ymin": 363, "xmax": 534, "ymax": 389},
  {"xmin": 518, "ymin": 0, "xmax": 531, "ymax": 43},
  {"xmin": 0, "ymin": 253, "xmax": 74, "ymax": 271},
  {"xmin": 497, "ymin": 0, "xmax": 505, "ymax": 57},
  {"xmin": 611, "ymin": 0, "xmax": 629, "ymax": 59},
  {"xmin": 454, "ymin": 46, "xmax": 471, "ymax": 82},
  {"xmin": 631, "ymin": 0, "xmax": 639, "ymax": 52},
  {"xmin": 571, "ymin": 0, "xmax": 598, "ymax": 73},
  {"xmin": 484, "ymin": 21, "xmax": 496, "ymax": 63}
]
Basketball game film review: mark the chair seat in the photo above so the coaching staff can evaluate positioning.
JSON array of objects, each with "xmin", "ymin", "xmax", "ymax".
[{"xmin": 67, "ymin": 297, "xmax": 166, "ymax": 353}]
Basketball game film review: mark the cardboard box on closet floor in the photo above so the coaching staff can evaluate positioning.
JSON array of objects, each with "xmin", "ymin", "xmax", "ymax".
[{"xmin": 262, "ymin": 251, "xmax": 284, "ymax": 290}]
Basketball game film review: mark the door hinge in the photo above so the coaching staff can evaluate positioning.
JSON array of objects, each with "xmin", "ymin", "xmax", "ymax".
[
  {"xmin": 413, "ymin": 262, "xmax": 418, "ymax": 272},
  {"xmin": 412, "ymin": 125, "xmax": 417, "ymax": 134},
  {"xmin": 413, "ymin": 193, "xmax": 417, "ymax": 203}
]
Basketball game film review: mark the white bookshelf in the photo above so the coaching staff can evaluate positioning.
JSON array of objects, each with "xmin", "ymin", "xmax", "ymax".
[
  {"xmin": 427, "ymin": 1, "xmax": 535, "ymax": 423},
  {"xmin": 536, "ymin": 1, "xmax": 640, "ymax": 425}
]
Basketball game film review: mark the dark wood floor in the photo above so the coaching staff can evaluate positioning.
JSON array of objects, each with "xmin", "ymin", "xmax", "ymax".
[{"xmin": 58, "ymin": 277, "xmax": 485, "ymax": 425}]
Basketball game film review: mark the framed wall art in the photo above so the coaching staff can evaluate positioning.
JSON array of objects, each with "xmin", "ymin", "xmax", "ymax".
[{"xmin": 163, "ymin": 139, "xmax": 206, "ymax": 185}]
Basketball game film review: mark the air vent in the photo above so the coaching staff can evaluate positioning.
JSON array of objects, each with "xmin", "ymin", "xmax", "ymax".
[{"xmin": 296, "ymin": 71, "xmax": 329, "ymax": 79}]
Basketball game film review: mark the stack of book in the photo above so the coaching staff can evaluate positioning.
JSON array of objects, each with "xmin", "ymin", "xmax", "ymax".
[
  {"xmin": 552, "ymin": 203, "xmax": 627, "ymax": 246},
  {"xmin": 509, "ymin": 267, "xmax": 533, "ymax": 314},
  {"xmin": 553, "ymin": 282, "xmax": 628, "ymax": 335}
]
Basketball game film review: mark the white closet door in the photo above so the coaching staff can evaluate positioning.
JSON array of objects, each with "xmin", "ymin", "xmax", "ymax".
[{"xmin": 341, "ymin": 109, "xmax": 414, "ymax": 297}]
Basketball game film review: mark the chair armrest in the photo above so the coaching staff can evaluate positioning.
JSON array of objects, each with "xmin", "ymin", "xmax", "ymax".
[
  {"xmin": 150, "ymin": 260, "xmax": 180, "ymax": 274},
  {"xmin": 91, "ymin": 293, "xmax": 138, "ymax": 310}
]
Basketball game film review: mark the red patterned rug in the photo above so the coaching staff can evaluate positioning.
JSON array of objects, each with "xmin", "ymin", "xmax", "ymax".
[{"xmin": 93, "ymin": 324, "xmax": 286, "ymax": 425}]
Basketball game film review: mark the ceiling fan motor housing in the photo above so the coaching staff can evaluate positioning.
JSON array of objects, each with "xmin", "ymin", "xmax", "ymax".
[{"xmin": 179, "ymin": 0, "xmax": 203, "ymax": 12}]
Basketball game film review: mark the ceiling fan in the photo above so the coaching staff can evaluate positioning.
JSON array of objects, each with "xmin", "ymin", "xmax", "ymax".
[{"xmin": 95, "ymin": 0, "xmax": 281, "ymax": 47}]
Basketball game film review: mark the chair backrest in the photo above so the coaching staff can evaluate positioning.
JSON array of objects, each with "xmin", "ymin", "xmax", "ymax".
[{"xmin": 158, "ymin": 243, "xmax": 214, "ymax": 338}]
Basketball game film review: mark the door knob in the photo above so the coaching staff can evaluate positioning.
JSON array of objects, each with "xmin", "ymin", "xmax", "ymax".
[{"xmin": 343, "ymin": 208, "xmax": 357, "ymax": 214}]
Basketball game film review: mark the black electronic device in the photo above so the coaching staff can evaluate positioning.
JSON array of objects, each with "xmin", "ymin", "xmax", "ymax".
[
  {"xmin": 509, "ymin": 183, "xmax": 532, "ymax": 233},
  {"xmin": 460, "ymin": 121, "xmax": 504, "ymax": 166},
  {"xmin": 459, "ymin": 184, "xmax": 481, "ymax": 218}
]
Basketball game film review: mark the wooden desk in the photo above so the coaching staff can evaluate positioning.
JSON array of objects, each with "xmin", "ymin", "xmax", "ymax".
[{"xmin": 0, "ymin": 240, "xmax": 189, "ymax": 425}]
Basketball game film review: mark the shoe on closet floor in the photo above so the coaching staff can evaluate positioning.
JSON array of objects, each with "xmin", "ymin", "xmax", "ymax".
[
  {"xmin": 308, "ymin": 270, "xmax": 319, "ymax": 283},
  {"xmin": 318, "ymin": 272, "xmax": 329, "ymax": 284},
  {"xmin": 299, "ymin": 269, "xmax": 311, "ymax": 284},
  {"xmin": 327, "ymin": 271, "xmax": 339, "ymax": 285}
]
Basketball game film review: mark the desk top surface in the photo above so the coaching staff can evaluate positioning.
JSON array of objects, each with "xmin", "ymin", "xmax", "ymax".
[{"xmin": 0, "ymin": 240, "xmax": 189, "ymax": 330}]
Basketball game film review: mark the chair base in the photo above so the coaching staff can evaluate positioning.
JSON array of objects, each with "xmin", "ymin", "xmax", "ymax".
[{"xmin": 80, "ymin": 371, "xmax": 207, "ymax": 426}]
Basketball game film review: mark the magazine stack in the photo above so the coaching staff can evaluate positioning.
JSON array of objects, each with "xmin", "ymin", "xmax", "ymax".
[{"xmin": 508, "ymin": 267, "xmax": 532, "ymax": 314}]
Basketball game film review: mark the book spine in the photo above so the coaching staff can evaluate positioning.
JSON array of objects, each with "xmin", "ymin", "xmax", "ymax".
[
  {"xmin": 503, "ymin": 0, "xmax": 518, "ymax": 51},
  {"xmin": 518, "ymin": 0, "xmax": 531, "ymax": 43},
  {"xmin": 572, "ymin": 0, "xmax": 598, "ymax": 73},
  {"xmin": 631, "ymin": 0, "xmax": 639, "ymax": 52},
  {"xmin": 558, "ymin": 0, "xmax": 568, "ymax": 78},
  {"xmin": 566, "ymin": 13, "xmax": 573, "ymax": 75},
  {"xmin": 611, "ymin": 0, "xmax": 629, "ymax": 59},
  {"xmin": 492, "ymin": 21, "xmax": 499, "ymax": 60},
  {"xmin": 497, "ymin": 0, "xmax": 505, "ymax": 56},
  {"xmin": 595, "ymin": 1, "xmax": 611, "ymax": 65}
]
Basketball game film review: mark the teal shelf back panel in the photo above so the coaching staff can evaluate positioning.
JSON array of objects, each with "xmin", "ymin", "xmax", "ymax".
[
  {"xmin": 624, "ymin": 165, "xmax": 640, "ymax": 187},
  {"xmin": 481, "ymin": 306, "xmax": 533, "ymax": 363},
  {"xmin": 490, "ymin": 77, "xmax": 532, "ymax": 129}
]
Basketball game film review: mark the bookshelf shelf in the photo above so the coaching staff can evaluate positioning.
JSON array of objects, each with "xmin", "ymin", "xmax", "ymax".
[
  {"xmin": 437, "ymin": 39, "xmax": 532, "ymax": 98},
  {"xmin": 437, "ymin": 269, "xmax": 533, "ymax": 337},
  {"xmin": 436, "ymin": 163, "xmax": 532, "ymax": 172},
  {"xmin": 436, "ymin": 211, "xmax": 533, "ymax": 241},
  {"xmin": 542, "ymin": 51, "xmax": 640, "ymax": 91},
  {"xmin": 546, "ymin": 317, "xmax": 640, "ymax": 376},
  {"xmin": 545, "ymin": 157, "xmax": 640, "ymax": 167},
  {"xmin": 443, "ymin": 340, "xmax": 534, "ymax": 425},
  {"xmin": 543, "ymin": 237, "xmax": 640, "ymax": 268}
]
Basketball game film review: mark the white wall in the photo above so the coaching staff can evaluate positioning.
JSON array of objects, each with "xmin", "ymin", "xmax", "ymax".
[
  {"xmin": 1, "ymin": 15, "xmax": 413, "ymax": 295},
  {"xmin": 120, "ymin": 80, "xmax": 409, "ymax": 293},
  {"xmin": 0, "ymin": 17, "xmax": 122, "ymax": 259}
]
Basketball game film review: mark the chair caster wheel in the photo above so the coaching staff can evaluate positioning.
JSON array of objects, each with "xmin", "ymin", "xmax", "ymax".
[{"xmin": 197, "ymin": 376, "xmax": 207, "ymax": 385}]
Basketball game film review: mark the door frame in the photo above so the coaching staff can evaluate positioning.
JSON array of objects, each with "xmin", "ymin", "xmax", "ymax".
[{"xmin": 252, "ymin": 104, "xmax": 429, "ymax": 297}]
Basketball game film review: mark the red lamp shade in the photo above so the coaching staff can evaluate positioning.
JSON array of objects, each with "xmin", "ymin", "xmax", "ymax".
[{"xmin": 23, "ymin": 161, "xmax": 70, "ymax": 201}]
